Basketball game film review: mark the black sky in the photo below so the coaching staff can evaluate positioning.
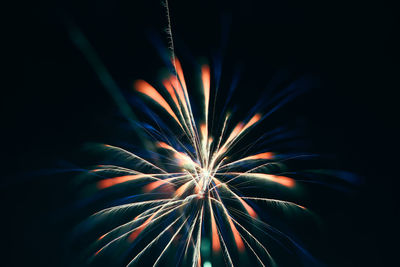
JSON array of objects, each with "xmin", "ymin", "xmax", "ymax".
[{"xmin": 4, "ymin": 0, "xmax": 399, "ymax": 266}]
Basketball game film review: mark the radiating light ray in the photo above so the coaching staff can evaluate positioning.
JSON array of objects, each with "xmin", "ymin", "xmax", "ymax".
[
  {"xmin": 135, "ymin": 80, "xmax": 184, "ymax": 130},
  {"xmin": 201, "ymin": 65, "xmax": 211, "ymax": 166},
  {"xmin": 183, "ymin": 210, "xmax": 201, "ymax": 257},
  {"xmin": 236, "ymin": 228, "xmax": 266, "ymax": 267},
  {"xmin": 162, "ymin": 78, "xmax": 189, "ymax": 135},
  {"xmin": 211, "ymin": 196, "xmax": 244, "ymax": 252},
  {"xmin": 96, "ymin": 202, "xmax": 174, "ymax": 243},
  {"xmin": 91, "ymin": 199, "xmax": 176, "ymax": 217},
  {"xmin": 210, "ymin": 155, "xmax": 306, "ymax": 190},
  {"xmin": 93, "ymin": 201, "xmax": 185, "ymax": 258},
  {"xmin": 208, "ymin": 199, "xmax": 221, "ymax": 252},
  {"xmin": 227, "ymin": 210, "xmax": 277, "ymax": 267},
  {"xmin": 222, "ymin": 173, "xmax": 296, "ymax": 188},
  {"xmin": 152, "ymin": 215, "xmax": 191, "ymax": 266},
  {"xmin": 209, "ymin": 201, "xmax": 278, "ymax": 267},
  {"xmin": 232, "ymin": 206, "xmax": 303, "ymax": 258},
  {"xmin": 192, "ymin": 206, "xmax": 204, "ymax": 267},
  {"xmin": 220, "ymin": 152, "xmax": 275, "ymax": 169},
  {"xmin": 213, "ymin": 218, "xmax": 234, "ymax": 267},
  {"xmin": 102, "ymin": 144, "xmax": 168, "ymax": 174},
  {"xmin": 169, "ymin": 75, "xmax": 191, "ymax": 129},
  {"xmin": 241, "ymin": 197, "xmax": 307, "ymax": 210},
  {"xmin": 171, "ymin": 59, "xmax": 200, "ymax": 151},
  {"xmin": 89, "ymin": 203, "xmax": 184, "ymax": 249},
  {"xmin": 157, "ymin": 141, "xmax": 198, "ymax": 168},
  {"xmin": 126, "ymin": 215, "xmax": 185, "ymax": 267},
  {"xmin": 175, "ymin": 180, "xmax": 194, "ymax": 197},
  {"xmin": 97, "ymin": 174, "xmax": 170, "ymax": 189}
]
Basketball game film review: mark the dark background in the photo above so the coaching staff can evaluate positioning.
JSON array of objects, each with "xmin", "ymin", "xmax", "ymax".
[{"xmin": 3, "ymin": 0, "xmax": 399, "ymax": 266}]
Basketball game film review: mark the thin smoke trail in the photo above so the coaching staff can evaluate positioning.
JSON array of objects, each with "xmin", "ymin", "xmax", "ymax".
[{"xmin": 163, "ymin": 0, "xmax": 177, "ymax": 74}]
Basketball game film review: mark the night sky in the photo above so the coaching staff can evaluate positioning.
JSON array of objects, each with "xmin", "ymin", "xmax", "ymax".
[{"xmin": 4, "ymin": 0, "xmax": 399, "ymax": 266}]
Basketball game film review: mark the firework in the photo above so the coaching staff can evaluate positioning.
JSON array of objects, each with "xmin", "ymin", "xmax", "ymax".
[
  {"xmin": 69, "ymin": 50, "xmax": 334, "ymax": 267},
  {"xmin": 68, "ymin": 3, "xmax": 356, "ymax": 266}
]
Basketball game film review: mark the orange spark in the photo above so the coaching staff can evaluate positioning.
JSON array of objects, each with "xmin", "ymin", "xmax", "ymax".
[
  {"xmin": 272, "ymin": 175, "xmax": 296, "ymax": 187},
  {"xmin": 134, "ymin": 80, "xmax": 182, "ymax": 127},
  {"xmin": 98, "ymin": 233, "xmax": 107, "ymax": 240},
  {"xmin": 158, "ymin": 141, "xmax": 195, "ymax": 167},
  {"xmin": 238, "ymin": 198, "xmax": 257, "ymax": 218},
  {"xmin": 162, "ymin": 78, "xmax": 180, "ymax": 110},
  {"xmin": 175, "ymin": 181, "xmax": 192, "ymax": 197},
  {"xmin": 143, "ymin": 180, "xmax": 168, "ymax": 192},
  {"xmin": 243, "ymin": 152, "xmax": 274, "ymax": 161},
  {"xmin": 94, "ymin": 247, "xmax": 103, "ymax": 256},
  {"xmin": 200, "ymin": 123, "xmax": 207, "ymax": 140},
  {"xmin": 201, "ymin": 65, "xmax": 210, "ymax": 97},
  {"xmin": 201, "ymin": 65, "xmax": 210, "ymax": 120},
  {"xmin": 228, "ymin": 217, "xmax": 245, "ymax": 252},
  {"xmin": 172, "ymin": 58, "xmax": 188, "ymax": 93},
  {"xmin": 211, "ymin": 212, "xmax": 221, "ymax": 252},
  {"xmin": 212, "ymin": 177, "xmax": 222, "ymax": 186},
  {"xmin": 128, "ymin": 213, "xmax": 156, "ymax": 242},
  {"xmin": 197, "ymin": 255, "xmax": 201, "ymax": 267},
  {"xmin": 225, "ymin": 122, "xmax": 244, "ymax": 145},
  {"xmin": 244, "ymin": 113, "xmax": 261, "ymax": 129},
  {"xmin": 157, "ymin": 141, "xmax": 174, "ymax": 150},
  {"xmin": 97, "ymin": 174, "xmax": 146, "ymax": 189},
  {"xmin": 169, "ymin": 75, "xmax": 188, "ymax": 111},
  {"xmin": 223, "ymin": 173, "xmax": 296, "ymax": 188}
]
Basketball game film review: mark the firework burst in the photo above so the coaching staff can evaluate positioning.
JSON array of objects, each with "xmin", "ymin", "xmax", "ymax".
[
  {"xmin": 67, "ymin": 3, "xmax": 356, "ymax": 266},
  {"xmin": 70, "ymin": 50, "xmax": 331, "ymax": 267}
]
